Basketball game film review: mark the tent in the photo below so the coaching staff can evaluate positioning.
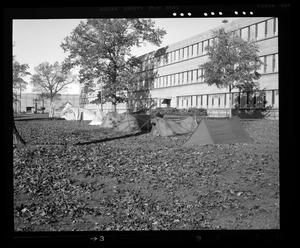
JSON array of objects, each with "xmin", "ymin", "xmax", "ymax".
[
  {"xmin": 56, "ymin": 102, "xmax": 73, "ymax": 117},
  {"xmin": 101, "ymin": 112, "xmax": 122, "ymax": 128},
  {"xmin": 131, "ymin": 114, "xmax": 151, "ymax": 132},
  {"xmin": 101, "ymin": 112, "xmax": 139, "ymax": 132},
  {"xmin": 89, "ymin": 109, "xmax": 105, "ymax": 125},
  {"xmin": 115, "ymin": 113, "xmax": 139, "ymax": 132},
  {"xmin": 100, "ymin": 112, "xmax": 151, "ymax": 133},
  {"xmin": 61, "ymin": 107, "xmax": 95, "ymax": 121},
  {"xmin": 183, "ymin": 117, "xmax": 254, "ymax": 146},
  {"xmin": 151, "ymin": 116, "xmax": 197, "ymax": 136}
]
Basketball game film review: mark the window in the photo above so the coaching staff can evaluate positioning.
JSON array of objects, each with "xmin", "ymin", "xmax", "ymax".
[
  {"xmin": 200, "ymin": 95, "xmax": 203, "ymax": 106},
  {"xmin": 272, "ymin": 90, "xmax": 275, "ymax": 105},
  {"xmin": 249, "ymin": 24, "xmax": 256, "ymax": 41},
  {"xmin": 266, "ymin": 19, "xmax": 274, "ymax": 38},
  {"xmin": 272, "ymin": 54, "xmax": 276, "ymax": 72},
  {"xmin": 192, "ymin": 70, "xmax": 197, "ymax": 83},
  {"xmin": 274, "ymin": 18, "xmax": 278, "ymax": 35},
  {"xmin": 184, "ymin": 47, "xmax": 188, "ymax": 59},
  {"xmin": 187, "ymin": 71, "xmax": 189, "ymax": 83},
  {"xmin": 257, "ymin": 21, "xmax": 265, "ymax": 40},
  {"xmin": 209, "ymin": 38, "xmax": 214, "ymax": 48},
  {"xmin": 241, "ymin": 27, "xmax": 249, "ymax": 41},
  {"xmin": 181, "ymin": 48, "xmax": 184, "ymax": 60},
  {"xmin": 265, "ymin": 21, "xmax": 268, "ymax": 38},
  {"xmin": 203, "ymin": 40, "xmax": 208, "ymax": 54},
  {"xmin": 264, "ymin": 56, "xmax": 267, "ymax": 73},
  {"xmin": 175, "ymin": 50, "xmax": 179, "ymax": 62},
  {"xmin": 168, "ymin": 52, "xmax": 172, "ymax": 64},
  {"xmin": 198, "ymin": 42, "xmax": 203, "ymax": 55},
  {"xmin": 193, "ymin": 44, "xmax": 197, "ymax": 57},
  {"xmin": 189, "ymin": 45, "xmax": 193, "ymax": 57},
  {"xmin": 266, "ymin": 55, "xmax": 273, "ymax": 73},
  {"xmin": 182, "ymin": 72, "xmax": 184, "ymax": 83}
]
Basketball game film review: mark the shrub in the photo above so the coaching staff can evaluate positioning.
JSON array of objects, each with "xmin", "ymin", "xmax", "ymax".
[{"xmin": 149, "ymin": 107, "xmax": 207, "ymax": 117}]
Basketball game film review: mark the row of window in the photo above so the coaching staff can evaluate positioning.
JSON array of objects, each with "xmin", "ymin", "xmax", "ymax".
[
  {"xmin": 151, "ymin": 53, "xmax": 278, "ymax": 89},
  {"xmin": 169, "ymin": 90, "xmax": 279, "ymax": 109},
  {"xmin": 141, "ymin": 18, "xmax": 278, "ymax": 71}
]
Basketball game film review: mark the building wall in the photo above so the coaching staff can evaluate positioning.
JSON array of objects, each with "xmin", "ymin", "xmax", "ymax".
[
  {"xmin": 137, "ymin": 17, "xmax": 279, "ymax": 115},
  {"xmin": 81, "ymin": 17, "xmax": 279, "ymax": 117}
]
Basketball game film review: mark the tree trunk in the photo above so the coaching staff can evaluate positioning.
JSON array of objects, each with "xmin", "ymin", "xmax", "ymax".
[
  {"xmin": 111, "ymin": 102, "xmax": 117, "ymax": 112},
  {"xmin": 228, "ymin": 85, "xmax": 232, "ymax": 118},
  {"xmin": 13, "ymin": 120, "xmax": 26, "ymax": 146},
  {"xmin": 49, "ymin": 100, "xmax": 54, "ymax": 117}
]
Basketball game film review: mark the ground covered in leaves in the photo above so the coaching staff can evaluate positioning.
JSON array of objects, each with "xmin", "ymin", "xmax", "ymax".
[{"xmin": 13, "ymin": 114, "xmax": 279, "ymax": 231}]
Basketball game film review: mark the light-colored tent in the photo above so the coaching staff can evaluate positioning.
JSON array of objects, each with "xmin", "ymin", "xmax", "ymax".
[
  {"xmin": 55, "ymin": 102, "xmax": 73, "ymax": 117},
  {"xmin": 61, "ymin": 107, "xmax": 95, "ymax": 121},
  {"xmin": 100, "ymin": 112, "xmax": 151, "ymax": 133},
  {"xmin": 101, "ymin": 112, "xmax": 139, "ymax": 131},
  {"xmin": 89, "ymin": 109, "xmax": 105, "ymax": 125},
  {"xmin": 115, "ymin": 113, "xmax": 139, "ymax": 132},
  {"xmin": 151, "ymin": 116, "xmax": 197, "ymax": 136},
  {"xmin": 183, "ymin": 117, "xmax": 254, "ymax": 146}
]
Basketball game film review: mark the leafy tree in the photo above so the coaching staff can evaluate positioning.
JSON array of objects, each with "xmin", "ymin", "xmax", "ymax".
[
  {"xmin": 30, "ymin": 61, "xmax": 76, "ymax": 117},
  {"xmin": 202, "ymin": 28, "xmax": 263, "ymax": 117},
  {"xmin": 12, "ymin": 55, "xmax": 31, "ymax": 145},
  {"xmin": 61, "ymin": 18, "xmax": 166, "ymax": 112},
  {"xmin": 13, "ymin": 57, "xmax": 30, "ymax": 104}
]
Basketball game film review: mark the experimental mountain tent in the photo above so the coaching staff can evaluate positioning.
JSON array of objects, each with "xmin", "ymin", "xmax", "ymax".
[
  {"xmin": 151, "ymin": 116, "xmax": 197, "ymax": 136},
  {"xmin": 61, "ymin": 107, "xmax": 95, "ymax": 121},
  {"xmin": 89, "ymin": 109, "xmax": 105, "ymax": 125},
  {"xmin": 183, "ymin": 117, "xmax": 254, "ymax": 146},
  {"xmin": 100, "ymin": 112, "xmax": 151, "ymax": 132}
]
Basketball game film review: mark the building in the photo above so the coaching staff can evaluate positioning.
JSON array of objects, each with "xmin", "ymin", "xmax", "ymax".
[
  {"xmin": 82, "ymin": 17, "xmax": 279, "ymax": 118},
  {"xmin": 13, "ymin": 93, "xmax": 80, "ymax": 113}
]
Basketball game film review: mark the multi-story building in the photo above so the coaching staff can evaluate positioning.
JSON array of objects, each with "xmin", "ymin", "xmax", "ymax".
[{"xmin": 83, "ymin": 17, "xmax": 279, "ymax": 118}]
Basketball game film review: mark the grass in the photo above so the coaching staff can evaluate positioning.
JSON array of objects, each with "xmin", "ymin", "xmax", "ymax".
[{"xmin": 13, "ymin": 115, "xmax": 279, "ymax": 231}]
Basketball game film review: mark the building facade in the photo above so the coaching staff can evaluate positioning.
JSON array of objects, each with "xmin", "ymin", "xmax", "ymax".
[
  {"xmin": 13, "ymin": 93, "xmax": 80, "ymax": 113},
  {"xmin": 83, "ymin": 17, "xmax": 279, "ymax": 118}
]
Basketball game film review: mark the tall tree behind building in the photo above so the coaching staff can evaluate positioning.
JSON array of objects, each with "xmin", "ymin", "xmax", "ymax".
[{"xmin": 61, "ymin": 18, "xmax": 166, "ymax": 112}]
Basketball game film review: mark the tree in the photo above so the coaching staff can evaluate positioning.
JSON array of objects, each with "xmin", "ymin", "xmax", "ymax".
[
  {"xmin": 61, "ymin": 18, "xmax": 166, "ymax": 112},
  {"xmin": 13, "ymin": 56, "xmax": 31, "ymax": 146},
  {"xmin": 30, "ymin": 61, "xmax": 76, "ymax": 117},
  {"xmin": 202, "ymin": 28, "xmax": 263, "ymax": 117},
  {"xmin": 13, "ymin": 57, "xmax": 30, "ymax": 109}
]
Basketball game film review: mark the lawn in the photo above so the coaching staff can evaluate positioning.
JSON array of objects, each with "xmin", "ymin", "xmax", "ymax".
[{"xmin": 13, "ymin": 114, "xmax": 279, "ymax": 231}]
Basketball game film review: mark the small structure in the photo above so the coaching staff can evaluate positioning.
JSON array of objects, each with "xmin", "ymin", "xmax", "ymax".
[{"xmin": 183, "ymin": 117, "xmax": 254, "ymax": 146}]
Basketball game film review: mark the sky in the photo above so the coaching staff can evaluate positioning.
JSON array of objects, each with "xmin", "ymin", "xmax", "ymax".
[{"xmin": 13, "ymin": 17, "xmax": 240, "ymax": 94}]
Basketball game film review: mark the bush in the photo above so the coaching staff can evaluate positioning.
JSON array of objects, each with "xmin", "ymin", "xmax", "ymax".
[{"xmin": 149, "ymin": 107, "xmax": 207, "ymax": 117}]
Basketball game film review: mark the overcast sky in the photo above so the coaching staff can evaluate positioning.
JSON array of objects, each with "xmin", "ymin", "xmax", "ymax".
[{"xmin": 13, "ymin": 17, "xmax": 240, "ymax": 94}]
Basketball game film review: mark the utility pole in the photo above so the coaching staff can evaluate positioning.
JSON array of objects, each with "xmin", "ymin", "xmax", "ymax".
[{"xmin": 19, "ymin": 84, "xmax": 22, "ymax": 113}]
